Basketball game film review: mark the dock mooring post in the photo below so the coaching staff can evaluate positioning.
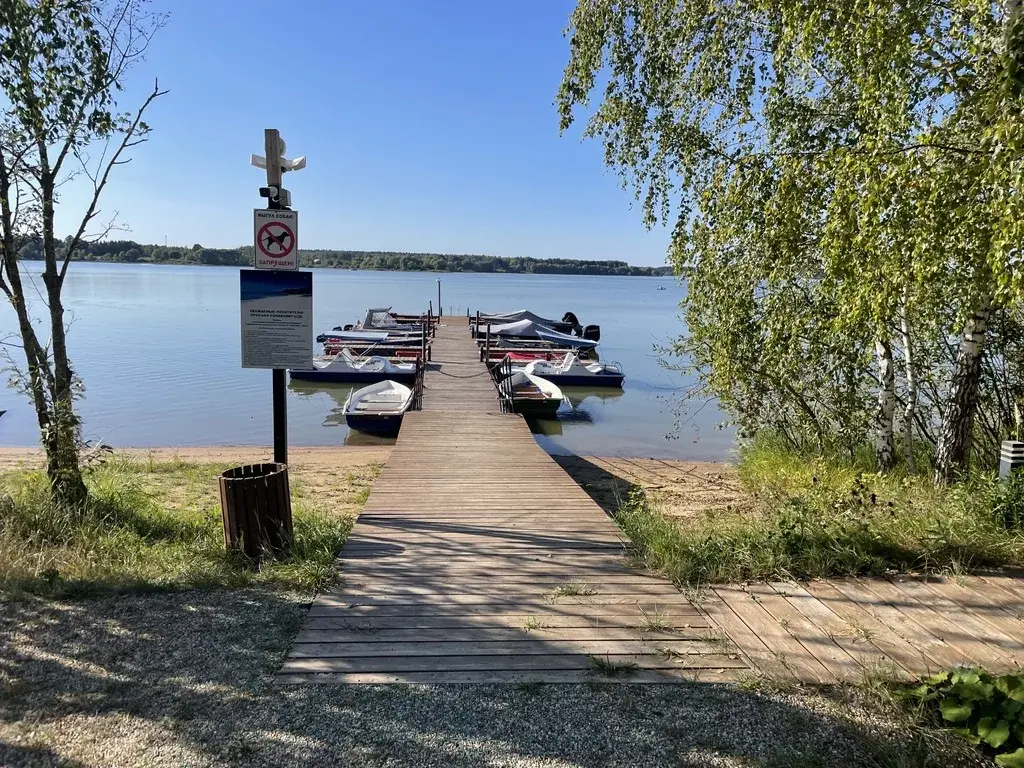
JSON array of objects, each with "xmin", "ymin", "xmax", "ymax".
[
  {"xmin": 437, "ymin": 280, "xmax": 442, "ymax": 317},
  {"xmin": 485, "ymin": 323, "xmax": 491, "ymax": 363}
]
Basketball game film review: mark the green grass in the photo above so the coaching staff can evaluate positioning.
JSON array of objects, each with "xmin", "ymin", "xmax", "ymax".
[
  {"xmin": 0, "ymin": 456, "xmax": 369, "ymax": 597},
  {"xmin": 616, "ymin": 435, "xmax": 1024, "ymax": 584}
]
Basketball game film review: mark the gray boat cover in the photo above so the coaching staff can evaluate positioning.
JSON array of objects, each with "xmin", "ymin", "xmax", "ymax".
[
  {"xmin": 479, "ymin": 310, "xmax": 559, "ymax": 326},
  {"xmin": 484, "ymin": 319, "xmax": 597, "ymax": 348}
]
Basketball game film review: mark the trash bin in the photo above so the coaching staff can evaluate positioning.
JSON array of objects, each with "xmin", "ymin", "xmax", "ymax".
[{"xmin": 218, "ymin": 462, "xmax": 293, "ymax": 560}]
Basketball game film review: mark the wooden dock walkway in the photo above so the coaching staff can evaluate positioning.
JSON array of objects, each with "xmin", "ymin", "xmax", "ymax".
[{"xmin": 279, "ymin": 319, "xmax": 745, "ymax": 683}]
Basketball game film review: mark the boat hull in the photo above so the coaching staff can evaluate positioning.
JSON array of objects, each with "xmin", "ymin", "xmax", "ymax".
[
  {"xmin": 289, "ymin": 369, "xmax": 417, "ymax": 384},
  {"xmin": 518, "ymin": 372, "xmax": 623, "ymax": 388},
  {"xmin": 345, "ymin": 412, "xmax": 405, "ymax": 436},
  {"xmin": 513, "ymin": 398, "xmax": 562, "ymax": 417}
]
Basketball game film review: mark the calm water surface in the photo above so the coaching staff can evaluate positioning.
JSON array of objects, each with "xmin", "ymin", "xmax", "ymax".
[{"xmin": 0, "ymin": 263, "xmax": 732, "ymax": 459}]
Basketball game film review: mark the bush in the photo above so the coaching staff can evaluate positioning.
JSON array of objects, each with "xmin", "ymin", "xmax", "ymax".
[
  {"xmin": 913, "ymin": 668, "xmax": 1024, "ymax": 766},
  {"xmin": 615, "ymin": 437, "xmax": 1024, "ymax": 584},
  {"xmin": 0, "ymin": 460, "xmax": 357, "ymax": 597}
]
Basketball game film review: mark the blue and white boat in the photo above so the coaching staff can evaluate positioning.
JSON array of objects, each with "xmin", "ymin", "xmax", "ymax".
[
  {"xmin": 343, "ymin": 380, "xmax": 414, "ymax": 436},
  {"xmin": 514, "ymin": 354, "xmax": 624, "ymax": 388},
  {"xmin": 290, "ymin": 349, "xmax": 417, "ymax": 384}
]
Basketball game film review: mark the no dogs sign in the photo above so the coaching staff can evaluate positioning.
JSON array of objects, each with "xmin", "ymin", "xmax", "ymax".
[{"xmin": 253, "ymin": 209, "xmax": 298, "ymax": 270}]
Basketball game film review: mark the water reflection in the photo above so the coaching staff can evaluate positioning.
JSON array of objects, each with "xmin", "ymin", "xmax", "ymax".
[
  {"xmin": 525, "ymin": 386, "xmax": 626, "ymax": 436},
  {"xmin": 287, "ymin": 380, "xmax": 395, "ymax": 445}
]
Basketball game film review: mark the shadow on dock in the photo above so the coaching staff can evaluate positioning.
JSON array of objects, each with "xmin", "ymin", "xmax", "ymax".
[{"xmin": 552, "ymin": 455, "xmax": 640, "ymax": 516}]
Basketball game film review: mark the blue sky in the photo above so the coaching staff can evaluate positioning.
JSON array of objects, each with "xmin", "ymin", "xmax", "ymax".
[{"xmin": 55, "ymin": 1, "xmax": 671, "ymax": 266}]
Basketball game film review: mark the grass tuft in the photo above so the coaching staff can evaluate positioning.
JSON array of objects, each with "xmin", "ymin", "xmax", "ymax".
[
  {"xmin": 615, "ymin": 436, "xmax": 1024, "ymax": 584},
  {"xmin": 587, "ymin": 653, "xmax": 638, "ymax": 678},
  {"xmin": 0, "ymin": 457, "xmax": 374, "ymax": 597},
  {"xmin": 546, "ymin": 578, "xmax": 597, "ymax": 601}
]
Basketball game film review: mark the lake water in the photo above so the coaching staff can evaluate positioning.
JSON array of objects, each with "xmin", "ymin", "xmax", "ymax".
[{"xmin": 0, "ymin": 263, "xmax": 733, "ymax": 460}]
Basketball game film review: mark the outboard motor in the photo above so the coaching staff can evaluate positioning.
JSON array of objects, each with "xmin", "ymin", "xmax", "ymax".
[
  {"xmin": 562, "ymin": 311, "xmax": 583, "ymax": 337},
  {"xmin": 583, "ymin": 324, "xmax": 601, "ymax": 341}
]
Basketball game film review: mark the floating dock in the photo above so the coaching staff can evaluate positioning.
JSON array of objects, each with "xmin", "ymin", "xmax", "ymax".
[{"xmin": 278, "ymin": 317, "xmax": 744, "ymax": 683}]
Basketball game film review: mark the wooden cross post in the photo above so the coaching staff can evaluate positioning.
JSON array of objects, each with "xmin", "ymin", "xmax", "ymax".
[{"xmin": 264, "ymin": 128, "xmax": 287, "ymax": 466}]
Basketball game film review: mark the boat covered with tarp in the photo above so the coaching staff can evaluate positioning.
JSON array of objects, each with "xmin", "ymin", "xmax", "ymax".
[{"xmin": 482, "ymin": 319, "xmax": 598, "ymax": 349}]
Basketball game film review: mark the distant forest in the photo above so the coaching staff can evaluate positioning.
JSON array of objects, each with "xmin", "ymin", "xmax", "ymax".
[{"xmin": 17, "ymin": 239, "xmax": 672, "ymax": 276}]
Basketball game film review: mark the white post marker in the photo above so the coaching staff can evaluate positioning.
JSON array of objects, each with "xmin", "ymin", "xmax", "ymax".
[{"xmin": 254, "ymin": 209, "xmax": 298, "ymax": 269}]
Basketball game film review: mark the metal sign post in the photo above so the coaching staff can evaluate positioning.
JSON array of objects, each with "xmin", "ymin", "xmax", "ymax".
[{"xmin": 249, "ymin": 128, "xmax": 308, "ymax": 466}]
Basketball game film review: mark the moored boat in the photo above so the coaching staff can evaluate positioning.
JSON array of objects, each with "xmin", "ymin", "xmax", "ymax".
[
  {"xmin": 290, "ymin": 349, "xmax": 417, "ymax": 384},
  {"xmin": 514, "ymin": 354, "xmax": 624, "ymax": 388},
  {"xmin": 500, "ymin": 371, "xmax": 564, "ymax": 417},
  {"xmin": 343, "ymin": 380, "xmax": 414, "ymax": 436},
  {"xmin": 316, "ymin": 329, "xmax": 423, "ymax": 347}
]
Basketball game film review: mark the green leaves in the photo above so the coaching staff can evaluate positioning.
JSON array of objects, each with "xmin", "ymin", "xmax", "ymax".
[
  {"xmin": 997, "ymin": 748, "xmax": 1024, "ymax": 768},
  {"xmin": 940, "ymin": 698, "xmax": 974, "ymax": 723},
  {"xmin": 915, "ymin": 667, "xmax": 1024, "ymax": 762},
  {"xmin": 559, "ymin": 0, "xmax": 1024, "ymax": 473},
  {"xmin": 979, "ymin": 718, "xmax": 1012, "ymax": 749}
]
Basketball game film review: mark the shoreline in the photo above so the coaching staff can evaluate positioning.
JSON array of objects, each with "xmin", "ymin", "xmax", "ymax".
[{"xmin": 0, "ymin": 447, "xmax": 736, "ymax": 519}]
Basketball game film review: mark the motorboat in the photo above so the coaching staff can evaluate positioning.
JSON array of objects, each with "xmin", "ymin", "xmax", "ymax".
[
  {"xmin": 475, "ymin": 310, "xmax": 599, "ymax": 341},
  {"xmin": 316, "ymin": 329, "xmax": 423, "ymax": 347},
  {"xmin": 479, "ymin": 319, "xmax": 598, "ymax": 349},
  {"xmin": 356, "ymin": 308, "xmax": 426, "ymax": 332},
  {"xmin": 342, "ymin": 380, "xmax": 414, "ymax": 436},
  {"xmin": 514, "ymin": 354, "xmax": 623, "ymax": 388},
  {"xmin": 290, "ymin": 349, "xmax": 417, "ymax": 384},
  {"xmin": 499, "ymin": 371, "xmax": 564, "ymax": 417}
]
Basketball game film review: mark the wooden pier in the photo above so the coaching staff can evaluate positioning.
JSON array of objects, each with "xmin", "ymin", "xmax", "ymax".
[{"xmin": 279, "ymin": 318, "xmax": 744, "ymax": 683}]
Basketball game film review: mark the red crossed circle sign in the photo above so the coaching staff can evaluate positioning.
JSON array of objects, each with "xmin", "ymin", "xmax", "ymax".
[{"xmin": 256, "ymin": 221, "xmax": 295, "ymax": 259}]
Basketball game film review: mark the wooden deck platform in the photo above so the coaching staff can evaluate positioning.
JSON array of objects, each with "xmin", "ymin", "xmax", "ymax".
[
  {"xmin": 279, "ymin": 320, "xmax": 742, "ymax": 683},
  {"xmin": 706, "ymin": 575, "xmax": 1024, "ymax": 683},
  {"xmin": 281, "ymin": 318, "xmax": 1024, "ymax": 685}
]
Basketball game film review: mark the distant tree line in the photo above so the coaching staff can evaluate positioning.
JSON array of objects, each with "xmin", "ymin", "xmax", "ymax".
[{"xmin": 15, "ymin": 238, "xmax": 672, "ymax": 276}]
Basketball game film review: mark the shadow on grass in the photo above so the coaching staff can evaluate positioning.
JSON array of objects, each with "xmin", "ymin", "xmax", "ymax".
[{"xmin": 0, "ymin": 588, "xmax": 985, "ymax": 768}]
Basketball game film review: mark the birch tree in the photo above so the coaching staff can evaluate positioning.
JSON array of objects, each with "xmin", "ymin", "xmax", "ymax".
[
  {"xmin": 558, "ymin": 0, "xmax": 1024, "ymax": 479},
  {"xmin": 0, "ymin": 0, "xmax": 164, "ymax": 506}
]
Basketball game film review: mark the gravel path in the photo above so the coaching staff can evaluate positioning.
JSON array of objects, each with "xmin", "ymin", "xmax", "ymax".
[{"xmin": 0, "ymin": 589, "xmax": 985, "ymax": 768}]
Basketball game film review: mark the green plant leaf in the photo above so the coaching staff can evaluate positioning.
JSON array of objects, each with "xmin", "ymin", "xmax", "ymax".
[
  {"xmin": 926, "ymin": 671, "xmax": 952, "ymax": 686},
  {"xmin": 978, "ymin": 717, "xmax": 1012, "ymax": 748},
  {"xmin": 995, "ymin": 676, "xmax": 1023, "ymax": 697},
  {"xmin": 951, "ymin": 681, "xmax": 995, "ymax": 700},
  {"xmin": 951, "ymin": 669, "xmax": 982, "ymax": 686},
  {"xmin": 995, "ymin": 748, "xmax": 1024, "ymax": 768},
  {"xmin": 940, "ymin": 698, "xmax": 974, "ymax": 723}
]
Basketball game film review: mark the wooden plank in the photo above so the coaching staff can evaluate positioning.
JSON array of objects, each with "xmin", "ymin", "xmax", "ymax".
[
  {"xmin": 302, "ymin": 614, "xmax": 709, "ymax": 631},
  {"xmin": 712, "ymin": 585, "xmax": 833, "ymax": 683},
  {"xmin": 745, "ymin": 583, "xmax": 862, "ymax": 680},
  {"xmin": 923, "ymin": 575, "xmax": 1024, "ymax": 627},
  {"xmin": 768, "ymin": 581, "xmax": 911, "ymax": 679},
  {"xmin": 280, "ymin": 653, "xmax": 747, "ymax": 674},
  {"xmin": 276, "ymin": 668, "xmax": 748, "ymax": 685},
  {"xmin": 884, "ymin": 576, "xmax": 1024, "ymax": 669},
  {"xmin": 815, "ymin": 579, "xmax": 972, "ymax": 673},
  {"xmin": 287, "ymin": 639, "xmax": 724, "ymax": 658},
  {"xmin": 294, "ymin": 627, "xmax": 708, "ymax": 643}
]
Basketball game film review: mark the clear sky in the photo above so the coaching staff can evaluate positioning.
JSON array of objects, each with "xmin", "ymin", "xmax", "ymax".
[{"xmin": 55, "ymin": 0, "xmax": 671, "ymax": 266}]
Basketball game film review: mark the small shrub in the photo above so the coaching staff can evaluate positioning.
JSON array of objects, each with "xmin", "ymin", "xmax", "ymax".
[{"xmin": 913, "ymin": 668, "xmax": 1024, "ymax": 766}]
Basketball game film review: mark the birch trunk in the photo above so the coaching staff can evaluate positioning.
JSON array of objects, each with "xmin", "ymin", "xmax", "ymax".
[
  {"xmin": 934, "ymin": 304, "xmax": 992, "ymax": 484},
  {"xmin": 899, "ymin": 300, "xmax": 918, "ymax": 474},
  {"xmin": 874, "ymin": 338, "xmax": 896, "ymax": 471}
]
